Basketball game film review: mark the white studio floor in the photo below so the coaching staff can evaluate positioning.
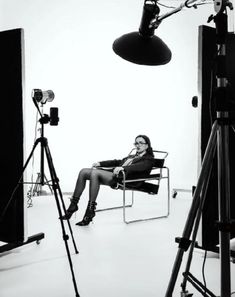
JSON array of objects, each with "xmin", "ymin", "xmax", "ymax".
[{"xmin": 0, "ymin": 188, "xmax": 234, "ymax": 297}]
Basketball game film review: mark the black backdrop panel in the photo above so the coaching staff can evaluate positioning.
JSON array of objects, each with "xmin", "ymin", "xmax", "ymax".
[
  {"xmin": 0, "ymin": 28, "xmax": 26, "ymax": 243},
  {"xmin": 198, "ymin": 25, "xmax": 235, "ymax": 249}
]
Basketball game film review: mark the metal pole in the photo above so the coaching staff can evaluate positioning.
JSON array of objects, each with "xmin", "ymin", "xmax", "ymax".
[{"xmin": 214, "ymin": 10, "xmax": 231, "ymax": 297}]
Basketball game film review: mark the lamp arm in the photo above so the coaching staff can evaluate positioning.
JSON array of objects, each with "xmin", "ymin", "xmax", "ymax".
[
  {"xmin": 151, "ymin": 0, "xmax": 200, "ymax": 28},
  {"xmin": 152, "ymin": 0, "xmax": 233, "ymax": 29}
]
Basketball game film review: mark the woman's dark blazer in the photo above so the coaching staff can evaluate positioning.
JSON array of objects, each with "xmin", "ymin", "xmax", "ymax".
[{"xmin": 99, "ymin": 152, "xmax": 155, "ymax": 180}]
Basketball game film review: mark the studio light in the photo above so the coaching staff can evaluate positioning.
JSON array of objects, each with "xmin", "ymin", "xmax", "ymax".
[
  {"xmin": 112, "ymin": 0, "xmax": 201, "ymax": 66},
  {"xmin": 31, "ymin": 88, "xmax": 59, "ymax": 126},
  {"xmin": 112, "ymin": 0, "xmax": 172, "ymax": 65},
  {"xmin": 31, "ymin": 89, "xmax": 55, "ymax": 104}
]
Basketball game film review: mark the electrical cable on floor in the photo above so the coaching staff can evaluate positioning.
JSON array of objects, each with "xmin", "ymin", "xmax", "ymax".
[
  {"xmin": 202, "ymin": 248, "xmax": 235, "ymax": 297},
  {"xmin": 202, "ymin": 249, "xmax": 208, "ymax": 296}
]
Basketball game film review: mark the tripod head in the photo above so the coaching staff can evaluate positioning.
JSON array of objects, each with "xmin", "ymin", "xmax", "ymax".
[{"xmin": 39, "ymin": 108, "xmax": 59, "ymax": 126}]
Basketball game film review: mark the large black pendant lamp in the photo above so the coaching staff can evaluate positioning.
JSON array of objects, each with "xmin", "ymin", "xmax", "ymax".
[{"xmin": 112, "ymin": 1, "xmax": 172, "ymax": 66}]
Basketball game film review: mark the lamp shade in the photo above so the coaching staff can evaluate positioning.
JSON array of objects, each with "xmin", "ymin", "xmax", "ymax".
[{"xmin": 112, "ymin": 31, "xmax": 172, "ymax": 66}]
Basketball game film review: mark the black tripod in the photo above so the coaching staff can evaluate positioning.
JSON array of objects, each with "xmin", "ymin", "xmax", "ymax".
[
  {"xmin": 165, "ymin": 5, "xmax": 234, "ymax": 297},
  {"xmin": 23, "ymin": 124, "xmax": 80, "ymax": 296},
  {"xmin": 24, "ymin": 138, "xmax": 80, "ymax": 296}
]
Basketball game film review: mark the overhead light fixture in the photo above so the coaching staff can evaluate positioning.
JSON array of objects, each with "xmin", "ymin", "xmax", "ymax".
[
  {"xmin": 113, "ymin": 0, "xmax": 171, "ymax": 65},
  {"xmin": 112, "ymin": 0, "xmax": 198, "ymax": 66}
]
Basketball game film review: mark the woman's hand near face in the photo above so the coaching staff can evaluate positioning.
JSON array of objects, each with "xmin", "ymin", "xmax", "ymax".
[{"xmin": 113, "ymin": 166, "xmax": 124, "ymax": 176}]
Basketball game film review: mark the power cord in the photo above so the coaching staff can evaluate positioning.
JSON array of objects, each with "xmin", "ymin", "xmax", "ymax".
[{"xmin": 202, "ymin": 249, "xmax": 208, "ymax": 296}]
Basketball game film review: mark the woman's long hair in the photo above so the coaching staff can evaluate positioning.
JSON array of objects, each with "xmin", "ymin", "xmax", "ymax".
[{"xmin": 135, "ymin": 134, "xmax": 154, "ymax": 157}]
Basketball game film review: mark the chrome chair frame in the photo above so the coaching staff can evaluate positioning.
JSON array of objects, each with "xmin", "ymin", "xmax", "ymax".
[{"xmin": 96, "ymin": 150, "xmax": 170, "ymax": 224}]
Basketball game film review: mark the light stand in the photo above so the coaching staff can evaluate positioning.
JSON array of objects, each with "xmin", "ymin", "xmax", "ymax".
[
  {"xmin": 112, "ymin": 1, "xmax": 234, "ymax": 296},
  {"xmin": 1, "ymin": 92, "xmax": 80, "ymax": 296},
  {"xmin": 0, "ymin": 92, "xmax": 80, "ymax": 295},
  {"xmin": 22, "ymin": 126, "xmax": 80, "ymax": 297},
  {"xmin": 165, "ymin": 4, "xmax": 235, "ymax": 297},
  {"xmin": 22, "ymin": 95, "xmax": 80, "ymax": 297}
]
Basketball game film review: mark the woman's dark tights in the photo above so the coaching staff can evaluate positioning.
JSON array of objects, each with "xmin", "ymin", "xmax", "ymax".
[{"xmin": 72, "ymin": 168, "xmax": 114, "ymax": 204}]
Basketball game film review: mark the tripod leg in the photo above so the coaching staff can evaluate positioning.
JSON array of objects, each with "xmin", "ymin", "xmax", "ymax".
[
  {"xmin": 43, "ymin": 145, "xmax": 79, "ymax": 254},
  {"xmin": 43, "ymin": 141, "xmax": 80, "ymax": 297},
  {"xmin": 165, "ymin": 120, "xmax": 218, "ymax": 297},
  {"xmin": 22, "ymin": 139, "xmax": 41, "ymax": 176},
  {"xmin": 43, "ymin": 174, "xmax": 53, "ymax": 193},
  {"xmin": 57, "ymin": 182, "xmax": 79, "ymax": 254},
  {"xmin": 181, "ymin": 156, "xmax": 215, "ymax": 295}
]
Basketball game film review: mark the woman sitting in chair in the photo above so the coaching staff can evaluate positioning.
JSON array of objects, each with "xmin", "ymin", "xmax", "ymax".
[{"xmin": 61, "ymin": 134, "xmax": 155, "ymax": 226}]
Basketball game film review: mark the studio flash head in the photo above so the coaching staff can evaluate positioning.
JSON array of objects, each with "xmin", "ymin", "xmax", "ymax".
[{"xmin": 31, "ymin": 89, "xmax": 55, "ymax": 104}]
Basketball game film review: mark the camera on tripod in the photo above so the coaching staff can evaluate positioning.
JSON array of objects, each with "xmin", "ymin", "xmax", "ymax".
[{"xmin": 31, "ymin": 88, "xmax": 59, "ymax": 126}]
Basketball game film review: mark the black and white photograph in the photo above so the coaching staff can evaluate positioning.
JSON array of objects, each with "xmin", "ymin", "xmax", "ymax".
[{"xmin": 0, "ymin": 0, "xmax": 235, "ymax": 296}]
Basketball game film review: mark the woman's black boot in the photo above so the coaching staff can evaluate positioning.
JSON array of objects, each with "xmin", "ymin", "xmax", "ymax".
[
  {"xmin": 61, "ymin": 197, "xmax": 79, "ymax": 220},
  {"xmin": 76, "ymin": 201, "xmax": 97, "ymax": 226}
]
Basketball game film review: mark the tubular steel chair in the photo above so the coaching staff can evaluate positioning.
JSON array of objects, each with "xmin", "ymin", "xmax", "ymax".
[{"xmin": 97, "ymin": 150, "xmax": 170, "ymax": 224}]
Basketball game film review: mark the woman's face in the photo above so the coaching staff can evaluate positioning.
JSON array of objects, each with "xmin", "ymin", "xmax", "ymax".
[{"xmin": 134, "ymin": 137, "xmax": 148, "ymax": 154}]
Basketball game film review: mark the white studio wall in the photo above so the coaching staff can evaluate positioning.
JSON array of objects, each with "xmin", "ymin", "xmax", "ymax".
[{"xmin": 0, "ymin": 0, "xmax": 218, "ymax": 192}]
